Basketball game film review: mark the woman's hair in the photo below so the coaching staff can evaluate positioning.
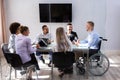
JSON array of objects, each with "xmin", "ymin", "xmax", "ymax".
[
  {"xmin": 9, "ymin": 22, "xmax": 20, "ymax": 34},
  {"xmin": 56, "ymin": 27, "xmax": 71, "ymax": 52},
  {"xmin": 19, "ymin": 26, "xmax": 28, "ymax": 34}
]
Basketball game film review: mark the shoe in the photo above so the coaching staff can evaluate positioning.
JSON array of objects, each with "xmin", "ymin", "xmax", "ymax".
[
  {"xmin": 36, "ymin": 67, "xmax": 40, "ymax": 70},
  {"xmin": 40, "ymin": 56, "xmax": 45, "ymax": 63},
  {"xmin": 58, "ymin": 68, "xmax": 64, "ymax": 72},
  {"xmin": 20, "ymin": 71, "xmax": 26, "ymax": 75},
  {"xmin": 27, "ymin": 76, "xmax": 32, "ymax": 80},
  {"xmin": 64, "ymin": 67, "xmax": 73, "ymax": 74},
  {"xmin": 58, "ymin": 72, "xmax": 64, "ymax": 78},
  {"xmin": 48, "ymin": 61, "xmax": 52, "ymax": 67},
  {"xmin": 48, "ymin": 63, "xmax": 52, "ymax": 67}
]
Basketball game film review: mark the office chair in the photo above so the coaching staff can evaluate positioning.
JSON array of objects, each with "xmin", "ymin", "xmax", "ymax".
[
  {"xmin": 52, "ymin": 51, "xmax": 75, "ymax": 78},
  {"xmin": 1, "ymin": 43, "xmax": 38, "ymax": 80},
  {"xmin": 0, "ymin": 51, "xmax": 2, "ymax": 79}
]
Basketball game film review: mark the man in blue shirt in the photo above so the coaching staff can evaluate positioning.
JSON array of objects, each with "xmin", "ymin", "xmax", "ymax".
[
  {"xmin": 75, "ymin": 21, "xmax": 100, "ymax": 60},
  {"xmin": 76, "ymin": 21, "xmax": 99, "ymax": 49},
  {"xmin": 80, "ymin": 21, "xmax": 100, "ymax": 49}
]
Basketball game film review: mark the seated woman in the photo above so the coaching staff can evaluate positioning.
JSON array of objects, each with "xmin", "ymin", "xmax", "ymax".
[
  {"xmin": 53, "ymin": 27, "xmax": 73, "ymax": 77},
  {"xmin": 8, "ymin": 22, "xmax": 21, "ymax": 53},
  {"xmin": 15, "ymin": 26, "xmax": 40, "ymax": 80}
]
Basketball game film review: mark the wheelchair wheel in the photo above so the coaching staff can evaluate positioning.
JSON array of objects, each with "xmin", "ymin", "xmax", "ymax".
[
  {"xmin": 76, "ymin": 60, "xmax": 85, "ymax": 75},
  {"xmin": 78, "ymin": 67, "xmax": 85, "ymax": 75},
  {"xmin": 76, "ymin": 63, "xmax": 85, "ymax": 75},
  {"xmin": 89, "ymin": 52, "xmax": 110, "ymax": 76}
]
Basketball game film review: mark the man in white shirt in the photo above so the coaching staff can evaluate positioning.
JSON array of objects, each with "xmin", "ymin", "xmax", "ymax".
[
  {"xmin": 34, "ymin": 25, "xmax": 53, "ymax": 67},
  {"xmin": 34, "ymin": 25, "xmax": 52, "ymax": 44}
]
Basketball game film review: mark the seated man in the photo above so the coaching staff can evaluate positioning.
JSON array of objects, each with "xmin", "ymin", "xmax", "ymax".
[
  {"xmin": 66, "ymin": 23, "xmax": 78, "ymax": 44},
  {"xmin": 33, "ymin": 25, "xmax": 53, "ymax": 67},
  {"xmin": 75, "ymin": 21, "xmax": 100, "ymax": 60}
]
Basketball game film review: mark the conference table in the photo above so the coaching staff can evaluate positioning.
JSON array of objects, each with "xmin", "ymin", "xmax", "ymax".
[{"xmin": 37, "ymin": 43, "xmax": 89, "ymax": 79}]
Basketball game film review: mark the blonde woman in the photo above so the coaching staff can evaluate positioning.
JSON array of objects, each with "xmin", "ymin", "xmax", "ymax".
[
  {"xmin": 53, "ymin": 27, "xmax": 73, "ymax": 77},
  {"xmin": 54, "ymin": 27, "xmax": 72, "ymax": 52}
]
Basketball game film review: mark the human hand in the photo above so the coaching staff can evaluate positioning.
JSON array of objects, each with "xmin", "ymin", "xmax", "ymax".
[
  {"xmin": 48, "ymin": 40, "xmax": 54, "ymax": 43},
  {"xmin": 36, "ymin": 44, "xmax": 40, "ymax": 48},
  {"xmin": 74, "ymin": 39, "xmax": 80, "ymax": 46}
]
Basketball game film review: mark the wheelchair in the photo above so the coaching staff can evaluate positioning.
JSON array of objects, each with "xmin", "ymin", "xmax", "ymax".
[{"xmin": 76, "ymin": 37, "xmax": 110, "ymax": 76}]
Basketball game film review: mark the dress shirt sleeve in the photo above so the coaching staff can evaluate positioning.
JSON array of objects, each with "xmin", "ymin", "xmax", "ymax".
[
  {"xmin": 80, "ymin": 38, "xmax": 88, "ymax": 44},
  {"xmin": 80, "ymin": 33, "xmax": 97, "ymax": 48},
  {"xmin": 86, "ymin": 34, "xmax": 94, "ymax": 47},
  {"xmin": 32, "ymin": 34, "xmax": 40, "ymax": 44},
  {"xmin": 49, "ymin": 33, "xmax": 53, "ymax": 41}
]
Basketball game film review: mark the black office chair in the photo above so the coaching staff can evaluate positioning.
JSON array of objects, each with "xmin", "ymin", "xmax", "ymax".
[
  {"xmin": 1, "ymin": 43, "xmax": 38, "ymax": 80},
  {"xmin": 52, "ymin": 51, "xmax": 75, "ymax": 78},
  {"xmin": 0, "ymin": 50, "xmax": 2, "ymax": 80}
]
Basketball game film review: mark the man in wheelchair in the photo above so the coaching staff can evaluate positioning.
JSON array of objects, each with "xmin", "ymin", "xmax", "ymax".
[{"xmin": 75, "ymin": 21, "xmax": 100, "ymax": 74}]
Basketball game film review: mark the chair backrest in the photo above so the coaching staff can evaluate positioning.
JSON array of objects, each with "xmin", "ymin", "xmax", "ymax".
[
  {"xmin": 1, "ymin": 43, "xmax": 10, "ymax": 54},
  {"xmin": 1, "ymin": 43, "xmax": 23, "ymax": 67},
  {"xmin": 5, "ymin": 53, "xmax": 23, "ymax": 68},
  {"xmin": 1, "ymin": 43, "xmax": 11, "ymax": 63},
  {"xmin": 52, "ymin": 51, "xmax": 75, "ymax": 68},
  {"xmin": 89, "ymin": 40, "xmax": 102, "ymax": 56},
  {"xmin": 97, "ymin": 40, "xmax": 102, "ymax": 51}
]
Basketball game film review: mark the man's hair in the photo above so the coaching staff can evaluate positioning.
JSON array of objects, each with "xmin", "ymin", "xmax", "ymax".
[
  {"xmin": 87, "ymin": 21, "xmax": 94, "ymax": 27},
  {"xmin": 42, "ymin": 25, "xmax": 47, "ymax": 30},
  {"xmin": 9, "ymin": 22, "xmax": 20, "ymax": 34},
  {"xmin": 67, "ymin": 23, "xmax": 72, "ymax": 25}
]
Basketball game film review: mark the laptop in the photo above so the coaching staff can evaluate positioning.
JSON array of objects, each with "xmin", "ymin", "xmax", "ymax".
[{"xmin": 38, "ymin": 38, "xmax": 49, "ymax": 47}]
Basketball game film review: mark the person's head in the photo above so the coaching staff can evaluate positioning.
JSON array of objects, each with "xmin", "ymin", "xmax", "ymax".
[
  {"xmin": 67, "ymin": 23, "xmax": 73, "ymax": 33},
  {"xmin": 56, "ymin": 27, "xmax": 70, "ymax": 51},
  {"xmin": 9, "ymin": 22, "xmax": 20, "ymax": 34},
  {"xmin": 20, "ymin": 26, "xmax": 29, "ymax": 36},
  {"xmin": 86, "ymin": 21, "xmax": 94, "ymax": 32},
  {"xmin": 42, "ymin": 25, "xmax": 49, "ymax": 34},
  {"xmin": 56, "ymin": 27, "xmax": 66, "ymax": 43}
]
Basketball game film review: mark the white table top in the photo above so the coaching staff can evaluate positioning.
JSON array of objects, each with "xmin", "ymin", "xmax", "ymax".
[{"xmin": 37, "ymin": 43, "xmax": 89, "ymax": 52}]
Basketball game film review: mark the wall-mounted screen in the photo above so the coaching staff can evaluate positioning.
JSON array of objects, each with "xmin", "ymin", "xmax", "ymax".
[{"xmin": 39, "ymin": 3, "xmax": 72, "ymax": 22}]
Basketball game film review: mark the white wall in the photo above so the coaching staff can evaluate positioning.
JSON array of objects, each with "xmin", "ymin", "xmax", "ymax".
[
  {"xmin": 5, "ymin": 0, "xmax": 120, "ymax": 51},
  {"xmin": 105, "ymin": 0, "xmax": 120, "ymax": 50}
]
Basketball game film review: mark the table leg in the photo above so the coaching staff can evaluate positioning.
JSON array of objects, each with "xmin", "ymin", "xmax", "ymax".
[
  {"xmin": 86, "ymin": 49, "xmax": 89, "ymax": 79},
  {"xmin": 51, "ymin": 60, "xmax": 53, "ymax": 80}
]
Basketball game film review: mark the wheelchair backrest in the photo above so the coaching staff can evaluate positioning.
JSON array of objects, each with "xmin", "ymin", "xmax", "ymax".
[{"xmin": 97, "ymin": 40, "xmax": 102, "ymax": 51}]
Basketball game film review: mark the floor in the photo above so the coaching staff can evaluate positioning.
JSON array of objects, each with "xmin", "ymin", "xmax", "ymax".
[{"xmin": 0, "ymin": 53, "xmax": 120, "ymax": 80}]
